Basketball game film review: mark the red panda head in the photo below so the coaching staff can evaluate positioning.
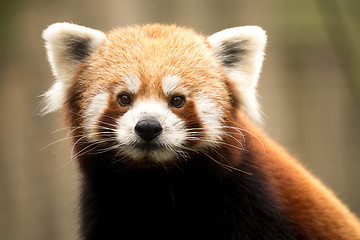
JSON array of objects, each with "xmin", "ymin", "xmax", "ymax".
[{"xmin": 42, "ymin": 23, "xmax": 266, "ymax": 167}]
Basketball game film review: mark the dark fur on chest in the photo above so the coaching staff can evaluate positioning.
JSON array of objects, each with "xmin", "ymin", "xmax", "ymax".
[{"xmin": 79, "ymin": 152, "xmax": 298, "ymax": 240}]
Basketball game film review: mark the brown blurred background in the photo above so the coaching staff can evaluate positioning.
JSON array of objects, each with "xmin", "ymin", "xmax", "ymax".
[{"xmin": 1, "ymin": 0, "xmax": 359, "ymax": 239}]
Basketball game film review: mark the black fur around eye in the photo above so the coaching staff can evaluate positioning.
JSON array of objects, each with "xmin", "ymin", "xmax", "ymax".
[
  {"xmin": 117, "ymin": 93, "xmax": 131, "ymax": 106},
  {"xmin": 170, "ymin": 96, "xmax": 185, "ymax": 108}
]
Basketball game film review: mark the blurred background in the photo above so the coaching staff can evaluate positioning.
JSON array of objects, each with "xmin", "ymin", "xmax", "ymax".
[{"xmin": 0, "ymin": 0, "xmax": 359, "ymax": 239}]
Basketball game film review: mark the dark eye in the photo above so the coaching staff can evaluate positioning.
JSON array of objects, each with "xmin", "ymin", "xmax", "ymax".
[
  {"xmin": 117, "ymin": 93, "xmax": 131, "ymax": 106},
  {"xmin": 170, "ymin": 96, "xmax": 185, "ymax": 108}
]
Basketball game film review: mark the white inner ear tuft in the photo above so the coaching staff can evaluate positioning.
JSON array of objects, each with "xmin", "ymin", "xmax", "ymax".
[{"xmin": 84, "ymin": 91, "xmax": 110, "ymax": 138}]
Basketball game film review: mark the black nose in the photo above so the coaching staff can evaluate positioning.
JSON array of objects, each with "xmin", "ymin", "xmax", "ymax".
[{"xmin": 135, "ymin": 119, "xmax": 163, "ymax": 142}]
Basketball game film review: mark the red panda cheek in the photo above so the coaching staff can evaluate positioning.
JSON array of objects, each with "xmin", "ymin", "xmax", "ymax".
[
  {"xmin": 96, "ymin": 100, "xmax": 129, "ymax": 139},
  {"xmin": 170, "ymin": 100, "xmax": 204, "ymax": 145}
]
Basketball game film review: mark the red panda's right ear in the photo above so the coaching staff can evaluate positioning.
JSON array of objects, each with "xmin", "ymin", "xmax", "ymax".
[{"xmin": 41, "ymin": 22, "xmax": 106, "ymax": 114}]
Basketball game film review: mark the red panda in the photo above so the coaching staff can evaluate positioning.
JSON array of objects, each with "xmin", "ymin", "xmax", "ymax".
[{"xmin": 42, "ymin": 23, "xmax": 360, "ymax": 240}]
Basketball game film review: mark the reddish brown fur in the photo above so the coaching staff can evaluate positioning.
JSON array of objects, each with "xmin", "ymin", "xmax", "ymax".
[
  {"xmin": 235, "ymin": 112, "xmax": 360, "ymax": 239},
  {"xmin": 60, "ymin": 24, "xmax": 360, "ymax": 239}
]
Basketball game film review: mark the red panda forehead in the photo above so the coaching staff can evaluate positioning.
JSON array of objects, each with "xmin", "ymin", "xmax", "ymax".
[
  {"xmin": 101, "ymin": 25, "xmax": 215, "ymax": 73},
  {"xmin": 84, "ymin": 24, "xmax": 228, "ymax": 99},
  {"xmin": 106, "ymin": 24, "xmax": 206, "ymax": 47}
]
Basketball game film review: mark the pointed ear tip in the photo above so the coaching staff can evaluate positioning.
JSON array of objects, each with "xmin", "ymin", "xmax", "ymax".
[
  {"xmin": 241, "ymin": 25, "xmax": 266, "ymax": 34},
  {"xmin": 42, "ymin": 22, "xmax": 106, "ymax": 42},
  {"xmin": 207, "ymin": 25, "xmax": 267, "ymax": 47},
  {"xmin": 42, "ymin": 22, "xmax": 72, "ymax": 40},
  {"xmin": 237, "ymin": 25, "xmax": 267, "ymax": 44}
]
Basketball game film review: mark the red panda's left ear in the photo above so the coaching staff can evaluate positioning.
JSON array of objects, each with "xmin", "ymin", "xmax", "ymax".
[{"xmin": 207, "ymin": 26, "xmax": 266, "ymax": 124}]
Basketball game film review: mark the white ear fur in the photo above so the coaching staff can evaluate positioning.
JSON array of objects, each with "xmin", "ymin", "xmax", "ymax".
[
  {"xmin": 207, "ymin": 26, "xmax": 267, "ymax": 123},
  {"xmin": 41, "ymin": 22, "xmax": 106, "ymax": 114}
]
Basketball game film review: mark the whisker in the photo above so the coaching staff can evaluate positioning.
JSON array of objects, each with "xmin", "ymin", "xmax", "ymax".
[
  {"xmin": 228, "ymin": 127, "xmax": 265, "ymax": 154},
  {"xmin": 72, "ymin": 140, "xmax": 108, "ymax": 160},
  {"xmin": 55, "ymin": 159, "xmax": 77, "ymax": 173},
  {"xmin": 194, "ymin": 123, "xmax": 264, "ymax": 154},
  {"xmin": 51, "ymin": 126, "xmax": 82, "ymax": 134},
  {"xmin": 56, "ymin": 140, "xmax": 113, "ymax": 173},
  {"xmin": 71, "ymin": 136, "xmax": 92, "ymax": 159},
  {"xmin": 201, "ymin": 151, "xmax": 252, "ymax": 175},
  {"xmin": 184, "ymin": 134, "xmax": 246, "ymax": 152},
  {"xmin": 218, "ymin": 132, "xmax": 245, "ymax": 150},
  {"xmin": 91, "ymin": 143, "xmax": 121, "ymax": 155},
  {"xmin": 41, "ymin": 136, "xmax": 75, "ymax": 151},
  {"xmin": 224, "ymin": 120, "xmax": 265, "ymax": 153}
]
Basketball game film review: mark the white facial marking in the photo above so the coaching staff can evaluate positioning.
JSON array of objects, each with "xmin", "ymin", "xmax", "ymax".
[
  {"xmin": 124, "ymin": 74, "xmax": 141, "ymax": 94},
  {"xmin": 116, "ymin": 99, "xmax": 186, "ymax": 162},
  {"xmin": 84, "ymin": 91, "xmax": 110, "ymax": 138},
  {"xmin": 194, "ymin": 95, "xmax": 224, "ymax": 148},
  {"xmin": 162, "ymin": 75, "xmax": 181, "ymax": 95}
]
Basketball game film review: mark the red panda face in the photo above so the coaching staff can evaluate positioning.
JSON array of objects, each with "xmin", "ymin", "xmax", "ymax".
[
  {"xmin": 42, "ymin": 23, "xmax": 266, "ymax": 167},
  {"xmin": 74, "ymin": 28, "xmax": 232, "ymax": 165}
]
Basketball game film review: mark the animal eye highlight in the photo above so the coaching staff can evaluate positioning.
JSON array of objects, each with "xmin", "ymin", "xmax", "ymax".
[
  {"xmin": 117, "ymin": 93, "xmax": 131, "ymax": 106},
  {"xmin": 170, "ymin": 96, "xmax": 185, "ymax": 108}
]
